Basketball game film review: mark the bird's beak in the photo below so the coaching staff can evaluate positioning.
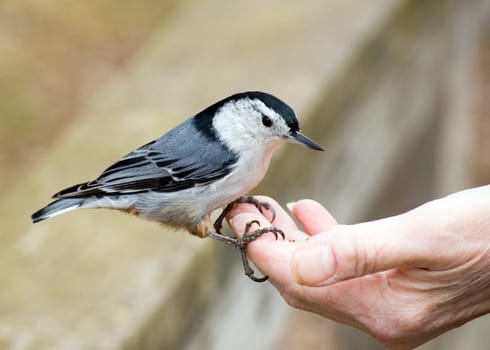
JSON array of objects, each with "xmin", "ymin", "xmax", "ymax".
[{"xmin": 289, "ymin": 130, "xmax": 324, "ymax": 151}]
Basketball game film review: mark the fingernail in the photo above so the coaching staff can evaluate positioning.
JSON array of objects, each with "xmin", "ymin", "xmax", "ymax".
[
  {"xmin": 286, "ymin": 201, "xmax": 296, "ymax": 212},
  {"xmin": 291, "ymin": 245, "xmax": 335, "ymax": 286}
]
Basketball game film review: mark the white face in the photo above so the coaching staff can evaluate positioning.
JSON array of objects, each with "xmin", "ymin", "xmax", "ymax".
[{"xmin": 212, "ymin": 97, "xmax": 293, "ymax": 153}]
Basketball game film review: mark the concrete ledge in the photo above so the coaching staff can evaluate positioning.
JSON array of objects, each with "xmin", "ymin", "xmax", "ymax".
[{"xmin": 1, "ymin": 0, "xmax": 489, "ymax": 349}]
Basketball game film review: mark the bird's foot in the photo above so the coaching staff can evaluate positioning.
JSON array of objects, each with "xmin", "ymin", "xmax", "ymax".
[
  {"xmin": 213, "ymin": 195, "xmax": 276, "ymax": 234},
  {"xmin": 239, "ymin": 220, "xmax": 285, "ymax": 282},
  {"xmin": 208, "ymin": 219, "xmax": 284, "ymax": 282}
]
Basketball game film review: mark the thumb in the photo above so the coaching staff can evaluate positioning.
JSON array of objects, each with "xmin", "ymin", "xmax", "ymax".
[{"xmin": 291, "ymin": 213, "xmax": 436, "ymax": 286}]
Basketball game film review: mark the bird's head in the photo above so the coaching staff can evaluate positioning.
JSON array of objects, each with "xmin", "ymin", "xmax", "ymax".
[{"xmin": 204, "ymin": 91, "xmax": 324, "ymax": 153}]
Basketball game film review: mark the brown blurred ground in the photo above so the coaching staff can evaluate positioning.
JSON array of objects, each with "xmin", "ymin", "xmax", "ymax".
[{"xmin": 0, "ymin": 0, "xmax": 176, "ymax": 194}]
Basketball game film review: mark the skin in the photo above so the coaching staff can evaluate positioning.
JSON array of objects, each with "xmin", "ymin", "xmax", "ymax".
[{"xmin": 227, "ymin": 186, "xmax": 490, "ymax": 349}]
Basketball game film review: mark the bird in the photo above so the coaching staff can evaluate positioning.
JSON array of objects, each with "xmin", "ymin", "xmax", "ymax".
[{"xmin": 31, "ymin": 91, "xmax": 324, "ymax": 282}]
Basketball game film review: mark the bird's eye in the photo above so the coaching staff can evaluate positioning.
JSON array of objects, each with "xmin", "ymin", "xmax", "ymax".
[{"xmin": 261, "ymin": 115, "xmax": 273, "ymax": 127}]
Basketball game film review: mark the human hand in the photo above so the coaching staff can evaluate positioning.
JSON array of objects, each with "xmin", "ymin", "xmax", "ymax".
[{"xmin": 227, "ymin": 186, "xmax": 490, "ymax": 349}]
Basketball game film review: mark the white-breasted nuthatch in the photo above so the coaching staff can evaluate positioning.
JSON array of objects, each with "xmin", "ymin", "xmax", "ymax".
[{"xmin": 32, "ymin": 91, "xmax": 323, "ymax": 281}]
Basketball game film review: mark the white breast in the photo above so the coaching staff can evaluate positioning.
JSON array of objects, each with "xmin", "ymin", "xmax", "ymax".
[
  {"xmin": 210, "ymin": 141, "xmax": 280, "ymax": 205},
  {"xmin": 127, "ymin": 141, "xmax": 282, "ymax": 228}
]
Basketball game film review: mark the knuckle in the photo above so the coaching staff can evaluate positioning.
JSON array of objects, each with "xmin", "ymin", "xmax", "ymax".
[{"xmin": 339, "ymin": 230, "xmax": 379, "ymax": 280}]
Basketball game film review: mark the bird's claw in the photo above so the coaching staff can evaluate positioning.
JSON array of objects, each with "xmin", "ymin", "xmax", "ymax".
[
  {"xmin": 213, "ymin": 196, "xmax": 276, "ymax": 234},
  {"xmin": 208, "ymin": 215, "xmax": 285, "ymax": 283},
  {"xmin": 236, "ymin": 219, "xmax": 285, "ymax": 282},
  {"xmin": 237, "ymin": 196, "xmax": 276, "ymax": 223},
  {"xmin": 243, "ymin": 220, "xmax": 261, "ymax": 238},
  {"xmin": 242, "ymin": 220, "xmax": 285, "ymax": 243}
]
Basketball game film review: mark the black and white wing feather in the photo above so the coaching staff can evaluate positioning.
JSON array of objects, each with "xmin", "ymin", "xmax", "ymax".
[{"xmin": 53, "ymin": 118, "xmax": 238, "ymax": 199}]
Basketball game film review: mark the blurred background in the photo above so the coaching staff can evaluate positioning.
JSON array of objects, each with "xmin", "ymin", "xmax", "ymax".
[{"xmin": 0, "ymin": 0, "xmax": 489, "ymax": 349}]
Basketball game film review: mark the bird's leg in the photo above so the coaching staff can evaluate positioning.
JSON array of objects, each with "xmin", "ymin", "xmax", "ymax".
[
  {"xmin": 208, "ymin": 219, "xmax": 284, "ymax": 282},
  {"xmin": 213, "ymin": 195, "xmax": 276, "ymax": 234},
  {"xmin": 209, "ymin": 196, "xmax": 282, "ymax": 282},
  {"xmin": 213, "ymin": 202, "xmax": 235, "ymax": 234}
]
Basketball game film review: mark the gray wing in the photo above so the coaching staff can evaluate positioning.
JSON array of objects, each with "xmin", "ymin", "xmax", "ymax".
[{"xmin": 53, "ymin": 119, "xmax": 238, "ymax": 198}]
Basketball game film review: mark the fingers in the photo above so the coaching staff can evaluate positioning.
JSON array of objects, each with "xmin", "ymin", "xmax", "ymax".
[
  {"xmin": 291, "ymin": 213, "xmax": 434, "ymax": 286},
  {"xmin": 227, "ymin": 196, "xmax": 441, "ymax": 288},
  {"xmin": 288, "ymin": 199, "xmax": 337, "ymax": 235},
  {"xmin": 290, "ymin": 189, "xmax": 490, "ymax": 286}
]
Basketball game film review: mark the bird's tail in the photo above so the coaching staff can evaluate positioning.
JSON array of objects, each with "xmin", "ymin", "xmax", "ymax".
[{"xmin": 31, "ymin": 198, "xmax": 85, "ymax": 223}]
